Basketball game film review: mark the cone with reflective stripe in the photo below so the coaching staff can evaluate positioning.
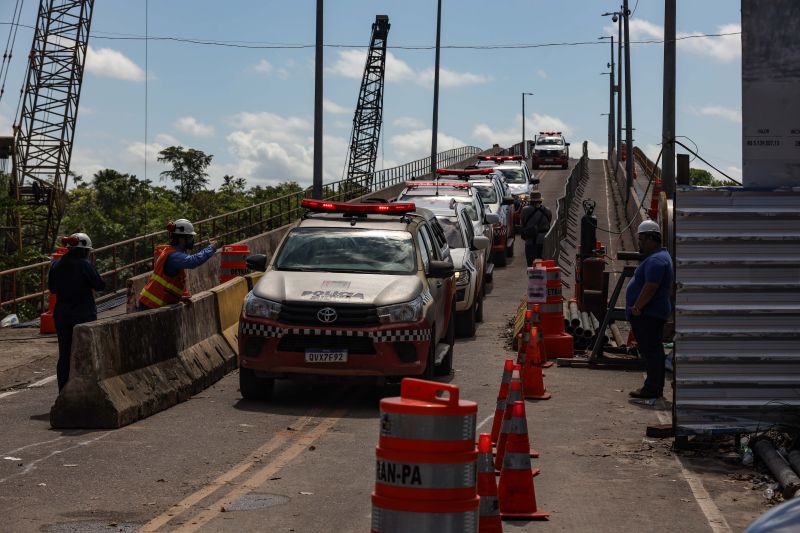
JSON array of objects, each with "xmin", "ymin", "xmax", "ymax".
[
  {"xmin": 528, "ymin": 304, "xmax": 554, "ymax": 368},
  {"xmin": 522, "ymin": 326, "xmax": 551, "ymax": 400},
  {"xmin": 490, "ymin": 359, "xmax": 514, "ymax": 445},
  {"xmin": 498, "ymin": 401, "xmax": 549, "ymax": 520},
  {"xmin": 494, "ymin": 377, "xmax": 523, "ymax": 471},
  {"xmin": 477, "ymin": 433, "xmax": 503, "ymax": 533}
]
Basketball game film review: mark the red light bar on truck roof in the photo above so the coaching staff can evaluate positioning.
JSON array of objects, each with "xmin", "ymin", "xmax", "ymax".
[
  {"xmin": 406, "ymin": 181, "xmax": 472, "ymax": 188},
  {"xmin": 301, "ymin": 198, "xmax": 416, "ymax": 214},
  {"xmin": 538, "ymin": 131, "xmax": 562, "ymax": 135},
  {"xmin": 435, "ymin": 168, "xmax": 494, "ymax": 176},
  {"xmin": 477, "ymin": 155, "xmax": 523, "ymax": 161}
]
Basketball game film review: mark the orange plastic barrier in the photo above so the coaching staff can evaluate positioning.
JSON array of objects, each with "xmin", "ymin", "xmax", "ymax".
[
  {"xmin": 40, "ymin": 247, "xmax": 69, "ymax": 334},
  {"xmin": 372, "ymin": 378, "xmax": 479, "ymax": 532},
  {"xmin": 534, "ymin": 260, "xmax": 573, "ymax": 359},
  {"xmin": 219, "ymin": 244, "xmax": 250, "ymax": 283},
  {"xmin": 522, "ymin": 326, "xmax": 551, "ymax": 400}
]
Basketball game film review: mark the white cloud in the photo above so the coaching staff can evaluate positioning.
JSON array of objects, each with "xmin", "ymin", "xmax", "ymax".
[
  {"xmin": 124, "ymin": 133, "xmax": 180, "ymax": 169},
  {"xmin": 86, "ymin": 46, "xmax": 145, "ymax": 81},
  {"xmin": 536, "ymin": 69, "xmax": 549, "ymax": 79},
  {"xmin": 222, "ymin": 111, "xmax": 348, "ymax": 186},
  {"xmin": 69, "ymin": 147, "xmax": 107, "ymax": 181},
  {"xmin": 174, "ymin": 116, "xmax": 215, "ymax": 137},
  {"xmin": 323, "ymin": 98, "xmax": 350, "ymax": 115},
  {"xmin": 613, "ymin": 19, "xmax": 741, "ymax": 63},
  {"xmin": 694, "ymin": 105, "xmax": 742, "ymax": 123},
  {"xmin": 393, "ymin": 116, "xmax": 425, "ymax": 129},
  {"xmin": 417, "ymin": 67, "xmax": 492, "ymax": 88},
  {"xmin": 328, "ymin": 50, "xmax": 489, "ymax": 88},
  {"xmin": 472, "ymin": 123, "xmax": 519, "ymax": 149},
  {"xmin": 390, "ymin": 129, "xmax": 466, "ymax": 161},
  {"xmin": 583, "ymin": 140, "xmax": 605, "ymax": 160},
  {"xmin": 251, "ymin": 59, "xmax": 273, "ymax": 75}
]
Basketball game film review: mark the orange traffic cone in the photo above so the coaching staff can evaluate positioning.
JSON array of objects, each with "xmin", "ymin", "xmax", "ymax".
[
  {"xmin": 498, "ymin": 401, "xmax": 549, "ymax": 521},
  {"xmin": 494, "ymin": 379, "xmax": 522, "ymax": 471},
  {"xmin": 522, "ymin": 326, "xmax": 551, "ymax": 400},
  {"xmin": 477, "ymin": 433, "xmax": 503, "ymax": 533},
  {"xmin": 490, "ymin": 359, "xmax": 514, "ymax": 445},
  {"xmin": 528, "ymin": 304, "xmax": 554, "ymax": 368}
]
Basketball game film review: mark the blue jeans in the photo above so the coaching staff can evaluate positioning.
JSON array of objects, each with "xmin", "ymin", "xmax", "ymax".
[{"xmin": 630, "ymin": 315, "xmax": 667, "ymax": 395}]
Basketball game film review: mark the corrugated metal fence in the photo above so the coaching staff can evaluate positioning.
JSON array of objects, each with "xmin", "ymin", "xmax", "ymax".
[{"xmin": 674, "ymin": 187, "xmax": 800, "ymax": 435}]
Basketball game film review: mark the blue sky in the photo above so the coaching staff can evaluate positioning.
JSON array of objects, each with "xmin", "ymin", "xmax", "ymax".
[{"xmin": 0, "ymin": 0, "xmax": 742, "ymax": 189}]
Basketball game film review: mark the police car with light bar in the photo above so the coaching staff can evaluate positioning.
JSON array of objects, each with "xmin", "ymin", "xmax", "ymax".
[
  {"xmin": 532, "ymin": 132, "xmax": 570, "ymax": 169},
  {"xmin": 476, "ymin": 155, "xmax": 538, "ymax": 227},
  {"xmin": 237, "ymin": 199, "xmax": 457, "ymax": 399}
]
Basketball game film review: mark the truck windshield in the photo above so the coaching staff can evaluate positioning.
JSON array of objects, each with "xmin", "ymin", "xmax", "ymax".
[
  {"xmin": 437, "ymin": 217, "xmax": 465, "ymax": 249},
  {"xmin": 473, "ymin": 184, "xmax": 498, "ymax": 204},
  {"xmin": 275, "ymin": 228, "xmax": 416, "ymax": 274},
  {"xmin": 537, "ymin": 138, "xmax": 564, "ymax": 146},
  {"xmin": 497, "ymin": 168, "xmax": 526, "ymax": 183}
]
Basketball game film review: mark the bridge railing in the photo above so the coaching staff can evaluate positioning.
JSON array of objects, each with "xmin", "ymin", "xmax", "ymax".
[
  {"xmin": 0, "ymin": 146, "xmax": 483, "ymax": 318},
  {"xmin": 542, "ymin": 141, "xmax": 589, "ymax": 263}
]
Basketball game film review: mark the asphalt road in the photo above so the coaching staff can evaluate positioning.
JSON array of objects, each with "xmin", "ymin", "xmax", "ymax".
[{"xmin": 0, "ymin": 160, "xmax": 764, "ymax": 532}]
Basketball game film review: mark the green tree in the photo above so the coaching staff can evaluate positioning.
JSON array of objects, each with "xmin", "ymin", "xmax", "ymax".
[
  {"xmin": 689, "ymin": 168, "xmax": 738, "ymax": 187},
  {"xmin": 157, "ymin": 146, "xmax": 213, "ymax": 201}
]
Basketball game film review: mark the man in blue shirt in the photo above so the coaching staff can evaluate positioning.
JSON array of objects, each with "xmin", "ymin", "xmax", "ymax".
[
  {"xmin": 48, "ymin": 233, "xmax": 106, "ymax": 391},
  {"xmin": 626, "ymin": 220, "xmax": 673, "ymax": 399}
]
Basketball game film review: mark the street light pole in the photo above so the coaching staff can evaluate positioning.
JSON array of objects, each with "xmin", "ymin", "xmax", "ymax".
[
  {"xmin": 522, "ymin": 92, "xmax": 533, "ymax": 158},
  {"xmin": 430, "ymin": 0, "xmax": 442, "ymax": 176},
  {"xmin": 622, "ymin": 0, "xmax": 634, "ymax": 205},
  {"xmin": 600, "ymin": 36, "xmax": 615, "ymax": 162},
  {"xmin": 312, "ymin": 0, "xmax": 323, "ymax": 199}
]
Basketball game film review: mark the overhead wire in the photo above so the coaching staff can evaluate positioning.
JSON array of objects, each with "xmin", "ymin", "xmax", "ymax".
[
  {"xmin": 0, "ymin": 0, "xmax": 25, "ymax": 106},
  {"xmin": 0, "ymin": 21, "xmax": 740, "ymax": 51}
]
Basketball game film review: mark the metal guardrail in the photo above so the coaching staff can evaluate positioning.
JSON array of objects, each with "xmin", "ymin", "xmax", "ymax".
[
  {"xmin": 1, "ymin": 146, "xmax": 482, "ymax": 317},
  {"xmin": 542, "ymin": 141, "xmax": 589, "ymax": 263}
]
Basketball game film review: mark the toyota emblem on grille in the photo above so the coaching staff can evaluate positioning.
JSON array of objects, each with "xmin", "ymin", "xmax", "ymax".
[{"xmin": 317, "ymin": 307, "xmax": 338, "ymax": 323}]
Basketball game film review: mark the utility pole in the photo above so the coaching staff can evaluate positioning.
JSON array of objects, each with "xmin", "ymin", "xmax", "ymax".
[
  {"xmin": 430, "ymin": 0, "xmax": 442, "ymax": 176},
  {"xmin": 312, "ymin": 0, "xmax": 324, "ymax": 199},
  {"xmin": 600, "ymin": 35, "xmax": 615, "ymax": 162},
  {"xmin": 617, "ymin": 12, "xmax": 622, "ymax": 170},
  {"xmin": 622, "ymin": 0, "xmax": 634, "ymax": 205},
  {"xmin": 522, "ymin": 92, "xmax": 533, "ymax": 158},
  {"xmin": 661, "ymin": 0, "xmax": 677, "ymax": 198}
]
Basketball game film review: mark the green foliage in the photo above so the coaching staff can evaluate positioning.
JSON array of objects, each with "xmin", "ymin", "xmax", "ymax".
[
  {"xmin": 157, "ymin": 146, "xmax": 213, "ymax": 202},
  {"xmin": 689, "ymin": 168, "xmax": 737, "ymax": 187}
]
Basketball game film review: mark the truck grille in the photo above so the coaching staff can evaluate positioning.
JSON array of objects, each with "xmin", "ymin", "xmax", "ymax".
[
  {"xmin": 277, "ymin": 334, "xmax": 376, "ymax": 354},
  {"xmin": 278, "ymin": 302, "xmax": 379, "ymax": 327}
]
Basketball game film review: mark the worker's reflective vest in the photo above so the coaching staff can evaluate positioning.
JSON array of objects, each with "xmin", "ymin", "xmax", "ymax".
[{"xmin": 138, "ymin": 246, "xmax": 189, "ymax": 309}]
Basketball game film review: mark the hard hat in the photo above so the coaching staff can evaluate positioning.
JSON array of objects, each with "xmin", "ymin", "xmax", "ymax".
[
  {"xmin": 637, "ymin": 220, "xmax": 661, "ymax": 235},
  {"xmin": 168, "ymin": 218, "xmax": 196, "ymax": 236},
  {"xmin": 530, "ymin": 191, "xmax": 543, "ymax": 202},
  {"xmin": 62, "ymin": 232, "xmax": 93, "ymax": 249}
]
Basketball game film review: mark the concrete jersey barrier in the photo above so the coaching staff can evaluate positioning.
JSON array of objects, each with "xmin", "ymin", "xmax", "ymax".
[{"xmin": 50, "ymin": 290, "xmax": 237, "ymax": 429}]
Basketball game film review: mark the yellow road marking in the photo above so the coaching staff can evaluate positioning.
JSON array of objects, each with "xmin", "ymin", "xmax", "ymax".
[
  {"xmin": 138, "ymin": 409, "xmax": 322, "ymax": 533},
  {"xmin": 172, "ymin": 408, "xmax": 348, "ymax": 533}
]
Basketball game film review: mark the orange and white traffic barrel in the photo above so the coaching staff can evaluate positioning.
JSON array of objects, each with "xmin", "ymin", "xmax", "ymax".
[
  {"xmin": 219, "ymin": 244, "xmax": 250, "ymax": 283},
  {"xmin": 534, "ymin": 260, "xmax": 573, "ymax": 359},
  {"xmin": 372, "ymin": 378, "xmax": 479, "ymax": 533}
]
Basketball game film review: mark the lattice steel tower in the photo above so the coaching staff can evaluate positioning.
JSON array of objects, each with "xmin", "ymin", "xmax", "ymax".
[
  {"xmin": 345, "ymin": 15, "xmax": 390, "ymax": 186},
  {"xmin": 5, "ymin": 0, "xmax": 94, "ymax": 254}
]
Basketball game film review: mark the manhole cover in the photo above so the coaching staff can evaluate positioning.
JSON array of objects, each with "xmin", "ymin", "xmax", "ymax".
[
  {"xmin": 45, "ymin": 521, "xmax": 140, "ymax": 533},
  {"xmin": 226, "ymin": 493, "xmax": 290, "ymax": 511}
]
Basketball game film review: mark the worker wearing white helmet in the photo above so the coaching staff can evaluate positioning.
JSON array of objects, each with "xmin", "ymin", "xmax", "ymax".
[
  {"xmin": 626, "ymin": 219, "xmax": 673, "ymax": 400},
  {"xmin": 137, "ymin": 218, "xmax": 222, "ymax": 310},
  {"xmin": 47, "ymin": 232, "xmax": 106, "ymax": 391}
]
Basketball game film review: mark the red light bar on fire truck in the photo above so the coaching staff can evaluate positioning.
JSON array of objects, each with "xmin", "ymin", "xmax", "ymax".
[
  {"xmin": 435, "ymin": 168, "xmax": 494, "ymax": 176},
  {"xmin": 405, "ymin": 181, "xmax": 473, "ymax": 188},
  {"xmin": 301, "ymin": 198, "xmax": 416, "ymax": 214},
  {"xmin": 477, "ymin": 155, "xmax": 523, "ymax": 161}
]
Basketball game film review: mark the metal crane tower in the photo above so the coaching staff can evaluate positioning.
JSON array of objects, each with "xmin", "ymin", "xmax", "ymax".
[
  {"xmin": 345, "ymin": 15, "xmax": 390, "ymax": 186},
  {"xmin": 4, "ymin": 0, "xmax": 94, "ymax": 254}
]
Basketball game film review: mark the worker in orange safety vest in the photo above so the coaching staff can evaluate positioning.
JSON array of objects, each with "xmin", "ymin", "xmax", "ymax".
[{"xmin": 138, "ymin": 219, "xmax": 221, "ymax": 310}]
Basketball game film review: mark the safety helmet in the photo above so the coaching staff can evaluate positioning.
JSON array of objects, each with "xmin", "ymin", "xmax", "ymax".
[
  {"xmin": 167, "ymin": 218, "xmax": 196, "ymax": 236},
  {"xmin": 637, "ymin": 220, "xmax": 661, "ymax": 235},
  {"xmin": 62, "ymin": 232, "xmax": 93, "ymax": 249}
]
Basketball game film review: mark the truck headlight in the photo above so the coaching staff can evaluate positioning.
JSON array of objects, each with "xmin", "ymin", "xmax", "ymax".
[
  {"xmin": 377, "ymin": 295, "xmax": 423, "ymax": 324},
  {"xmin": 454, "ymin": 269, "xmax": 471, "ymax": 286},
  {"xmin": 244, "ymin": 292, "xmax": 281, "ymax": 319}
]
